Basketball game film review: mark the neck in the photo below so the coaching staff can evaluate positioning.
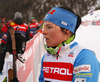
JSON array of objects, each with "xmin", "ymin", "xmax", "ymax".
[{"xmin": 45, "ymin": 35, "xmax": 75, "ymax": 54}]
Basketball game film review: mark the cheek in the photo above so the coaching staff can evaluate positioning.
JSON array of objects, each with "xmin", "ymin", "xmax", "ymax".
[
  {"xmin": 49, "ymin": 30, "xmax": 59, "ymax": 39},
  {"xmin": 49, "ymin": 30, "xmax": 64, "ymax": 45},
  {"xmin": 50, "ymin": 29, "xmax": 63, "ymax": 38},
  {"xmin": 49, "ymin": 31, "xmax": 56, "ymax": 38}
]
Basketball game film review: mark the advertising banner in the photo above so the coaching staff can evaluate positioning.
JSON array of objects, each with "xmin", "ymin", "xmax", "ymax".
[{"xmin": 17, "ymin": 32, "xmax": 45, "ymax": 82}]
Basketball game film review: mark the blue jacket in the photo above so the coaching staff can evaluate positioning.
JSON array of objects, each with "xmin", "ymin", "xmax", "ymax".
[{"xmin": 39, "ymin": 42, "xmax": 100, "ymax": 82}]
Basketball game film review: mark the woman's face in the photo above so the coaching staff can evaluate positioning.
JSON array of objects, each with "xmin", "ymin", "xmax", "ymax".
[{"xmin": 42, "ymin": 21, "xmax": 67, "ymax": 47}]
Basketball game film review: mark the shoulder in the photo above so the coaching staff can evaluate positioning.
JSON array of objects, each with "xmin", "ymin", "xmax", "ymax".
[
  {"xmin": 71, "ymin": 43, "xmax": 98, "ymax": 65},
  {"xmin": 35, "ymin": 22, "xmax": 39, "ymax": 24},
  {"xmin": 75, "ymin": 49, "xmax": 98, "ymax": 65},
  {"xmin": 21, "ymin": 23, "xmax": 28, "ymax": 29},
  {"xmin": 23, "ymin": 23, "xmax": 28, "ymax": 26},
  {"xmin": 79, "ymin": 49, "xmax": 95, "ymax": 59},
  {"xmin": 29, "ymin": 23, "xmax": 33, "ymax": 26},
  {"xmin": 10, "ymin": 22, "xmax": 16, "ymax": 26},
  {"xmin": 70, "ymin": 42, "xmax": 95, "ymax": 59}
]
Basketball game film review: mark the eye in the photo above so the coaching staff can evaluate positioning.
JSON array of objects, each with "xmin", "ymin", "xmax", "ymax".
[{"xmin": 48, "ymin": 26, "xmax": 52, "ymax": 28}]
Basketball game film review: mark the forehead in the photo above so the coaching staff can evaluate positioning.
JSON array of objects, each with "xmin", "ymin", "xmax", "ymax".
[{"xmin": 44, "ymin": 21, "xmax": 56, "ymax": 26}]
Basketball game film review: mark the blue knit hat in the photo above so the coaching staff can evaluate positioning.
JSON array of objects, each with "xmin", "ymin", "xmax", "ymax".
[{"xmin": 44, "ymin": 7, "xmax": 78, "ymax": 33}]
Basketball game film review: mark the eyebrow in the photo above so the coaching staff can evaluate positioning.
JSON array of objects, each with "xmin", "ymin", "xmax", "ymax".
[
  {"xmin": 46, "ymin": 24, "xmax": 52, "ymax": 26},
  {"xmin": 44, "ymin": 24, "xmax": 53, "ymax": 27}
]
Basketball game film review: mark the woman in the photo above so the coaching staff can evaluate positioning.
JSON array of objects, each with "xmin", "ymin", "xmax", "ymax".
[{"xmin": 39, "ymin": 7, "xmax": 99, "ymax": 82}]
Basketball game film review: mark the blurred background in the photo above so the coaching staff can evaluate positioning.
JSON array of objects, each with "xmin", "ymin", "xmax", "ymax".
[{"xmin": 0, "ymin": 0, "xmax": 100, "ymax": 23}]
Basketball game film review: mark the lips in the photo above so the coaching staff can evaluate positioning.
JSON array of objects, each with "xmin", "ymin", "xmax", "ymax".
[
  {"xmin": 46, "ymin": 38, "xmax": 49, "ymax": 42},
  {"xmin": 44, "ymin": 37, "xmax": 49, "ymax": 42}
]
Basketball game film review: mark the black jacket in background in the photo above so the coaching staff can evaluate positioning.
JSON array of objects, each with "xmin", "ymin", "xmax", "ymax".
[{"xmin": 5, "ymin": 18, "xmax": 30, "ymax": 54}]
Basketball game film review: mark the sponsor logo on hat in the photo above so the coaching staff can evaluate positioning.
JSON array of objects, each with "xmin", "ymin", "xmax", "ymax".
[
  {"xmin": 61, "ymin": 21, "xmax": 68, "ymax": 26},
  {"xmin": 48, "ymin": 9, "xmax": 56, "ymax": 15}
]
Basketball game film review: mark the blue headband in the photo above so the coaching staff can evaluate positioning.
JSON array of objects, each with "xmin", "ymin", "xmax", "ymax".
[{"xmin": 44, "ymin": 7, "xmax": 78, "ymax": 33}]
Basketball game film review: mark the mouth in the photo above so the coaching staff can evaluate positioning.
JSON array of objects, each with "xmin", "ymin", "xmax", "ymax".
[{"xmin": 44, "ymin": 37, "xmax": 49, "ymax": 42}]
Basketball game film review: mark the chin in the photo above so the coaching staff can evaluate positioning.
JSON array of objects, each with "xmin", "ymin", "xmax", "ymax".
[
  {"xmin": 47, "ymin": 44, "xmax": 52, "ymax": 47},
  {"xmin": 47, "ymin": 45, "xmax": 51, "ymax": 47},
  {"xmin": 47, "ymin": 44, "xmax": 57, "ymax": 47}
]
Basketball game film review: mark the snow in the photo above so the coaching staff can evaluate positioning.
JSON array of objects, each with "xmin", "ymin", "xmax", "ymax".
[
  {"xmin": 82, "ymin": 10, "xmax": 100, "ymax": 21},
  {"xmin": 0, "ymin": 9, "xmax": 100, "ymax": 82},
  {"xmin": 75, "ymin": 25, "xmax": 100, "ymax": 61},
  {"xmin": 0, "ymin": 57, "xmax": 8, "ymax": 82}
]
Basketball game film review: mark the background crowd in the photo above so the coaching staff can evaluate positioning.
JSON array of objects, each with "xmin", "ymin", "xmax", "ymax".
[{"xmin": 0, "ymin": 11, "xmax": 42, "ymax": 81}]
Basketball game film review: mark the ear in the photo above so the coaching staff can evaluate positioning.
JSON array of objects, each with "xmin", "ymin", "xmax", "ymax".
[{"xmin": 63, "ymin": 29, "xmax": 70, "ymax": 34}]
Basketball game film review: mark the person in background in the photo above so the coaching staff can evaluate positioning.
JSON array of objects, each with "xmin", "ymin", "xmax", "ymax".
[
  {"xmin": 39, "ymin": 7, "xmax": 100, "ymax": 82},
  {"xmin": 5, "ymin": 12, "xmax": 29, "ymax": 82},
  {"xmin": 0, "ymin": 16, "xmax": 6, "ymax": 50},
  {"xmin": 0, "ymin": 20, "xmax": 12, "ymax": 75},
  {"xmin": 0, "ymin": 16, "xmax": 6, "ymax": 38},
  {"xmin": 0, "ymin": 16, "xmax": 6, "ymax": 52},
  {"xmin": 0, "ymin": 16, "xmax": 6, "ymax": 75},
  {"xmin": 1, "ymin": 20, "xmax": 12, "ymax": 44},
  {"xmin": 29, "ymin": 16, "xmax": 40, "ymax": 38}
]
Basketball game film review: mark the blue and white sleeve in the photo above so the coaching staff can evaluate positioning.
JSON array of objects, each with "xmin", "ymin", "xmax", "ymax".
[{"xmin": 72, "ymin": 49, "xmax": 99, "ymax": 82}]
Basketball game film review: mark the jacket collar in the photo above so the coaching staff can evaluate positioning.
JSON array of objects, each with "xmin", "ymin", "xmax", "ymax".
[{"xmin": 59, "ymin": 41, "xmax": 78, "ymax": 56}]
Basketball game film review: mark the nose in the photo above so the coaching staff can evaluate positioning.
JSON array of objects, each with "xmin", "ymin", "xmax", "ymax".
[{"xmin": 42, "ymin": 27, "xmax": 47, "ymax": 35}]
